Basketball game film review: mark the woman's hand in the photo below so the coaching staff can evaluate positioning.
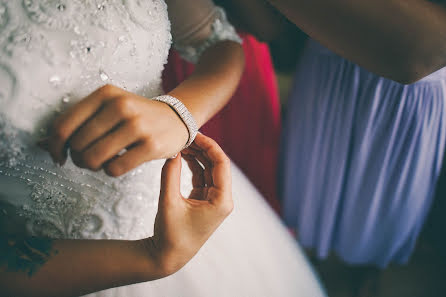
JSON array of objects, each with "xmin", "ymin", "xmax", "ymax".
[
  {"xmin": 42, "ymin": 33, "xmax": 243, "ymax": 177},
  {"xmin": 145, "ymin": 133, "xmax": 233, "ymax": 276},
  {"xmin": 45, "ymin": 84, "xmax": 189, "ymax": 176},
  {"xmin": 2, "ymin": 134, "xmax": 232, "ymax": 297}
]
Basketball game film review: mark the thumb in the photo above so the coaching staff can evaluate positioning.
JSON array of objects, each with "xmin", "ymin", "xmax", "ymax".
[{"xmin": 159, "ymin": 153, "xmax": 182, "ymax": 203}]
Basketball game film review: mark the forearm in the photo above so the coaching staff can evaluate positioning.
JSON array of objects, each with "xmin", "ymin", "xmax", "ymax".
[
  {"xmin": 269, "ymin": 0, "xmax": 446, "ymax": 83},
  {"xmin": 0, "ymin": 236, "xmax": 162, "ymax": 297},
  {"xmin": 168, "ymin": 40, "xmax": 244, "ymax": 127}
]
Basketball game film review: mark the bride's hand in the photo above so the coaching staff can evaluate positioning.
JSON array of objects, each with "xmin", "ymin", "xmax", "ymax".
[
  {"xmin": 145, "ymin": 133, "xmax": 233, "ymax": 275},
  {"xmin": 45, "ymin": 84, "xmax": 189, "ymax": 175}
]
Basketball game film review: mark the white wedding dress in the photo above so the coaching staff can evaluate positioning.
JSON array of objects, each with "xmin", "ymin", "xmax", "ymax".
[{"xmin": 0, "ymin": 1, "xmax": 326, "ymax": 296}]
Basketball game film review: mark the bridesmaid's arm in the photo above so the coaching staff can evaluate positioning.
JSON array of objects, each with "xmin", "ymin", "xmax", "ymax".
[{"xmin": 268, "ymin": 0, "xmax": 446, "ymax": 83}]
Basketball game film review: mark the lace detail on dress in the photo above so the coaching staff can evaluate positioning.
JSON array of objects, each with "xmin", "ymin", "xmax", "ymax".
[
  {"xmin": 0, "ymin": 1, "xmax": 172, "ymax": 131},
  {"xmin": 173, "ymin": 7, "xmax": 242, "ymax": 64},
  {"xmin": 0, "ymin": 0, "xmax": 177, "ymax": 240},
  {"xmin": 22, "ymin": 0, "xmax": 82, "ymax": 30},
  {"xmin": 0, "ymin": 63, "xmax": 17, "ymax": 105},
  {"xmin": 0, "ymin": 115, "xmax": 193, "ymax": 240},
  {"xmin": 0, "ymin": 3, "xmax": 8, "ymax": 34}
]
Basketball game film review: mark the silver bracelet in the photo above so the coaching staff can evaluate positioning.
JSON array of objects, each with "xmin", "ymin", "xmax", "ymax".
[{"xmin": 152, "ymin": 95, "xmax": 198, "ymax": 148}]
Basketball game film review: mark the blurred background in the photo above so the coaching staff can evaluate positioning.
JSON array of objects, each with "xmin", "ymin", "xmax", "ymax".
[
  {"xmin": 270, "ymin": 22, "xmax": 446, "ymax": 297},
  {"xmin": 164, "ymin": 1, "xmax": 446, "ymax": 295}
]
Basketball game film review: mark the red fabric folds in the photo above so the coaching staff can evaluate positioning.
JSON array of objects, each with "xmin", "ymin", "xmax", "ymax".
[{"xmin": 162, "ymin": 33, "xmax": 281, "ymax": 213}]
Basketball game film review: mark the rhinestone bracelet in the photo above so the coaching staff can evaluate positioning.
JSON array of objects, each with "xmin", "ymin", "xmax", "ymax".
[{"xmin": 152, "ymin": 95, "xmax": 198, "ymax": 148}]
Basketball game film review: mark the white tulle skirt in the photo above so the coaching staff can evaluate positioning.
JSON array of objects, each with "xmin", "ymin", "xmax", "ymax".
[{"xmin": 85, "ymin": 163, "xmax": 326, "ymax": 297}]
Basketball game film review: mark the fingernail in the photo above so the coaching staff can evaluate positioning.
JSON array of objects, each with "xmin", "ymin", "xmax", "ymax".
[{"xmin": 169, "ymin": 153, "xmax": 178, "ymax": 159}]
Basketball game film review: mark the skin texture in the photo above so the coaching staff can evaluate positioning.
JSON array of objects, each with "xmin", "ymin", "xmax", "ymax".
[
  {"xmin": 267, "ymin": 0, "xmax": 446, "ymax": 83},
  {"xmin": 40, "ymin": 40, "xmax": 244, "ymax": 176},
  {"xmin": 0, "ymin": 134, "xmax": 233, "ymax": 297}
]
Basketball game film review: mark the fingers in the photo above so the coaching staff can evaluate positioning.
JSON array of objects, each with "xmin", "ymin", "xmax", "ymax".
[
  {"xmin": 159, "ymin": 153, "xmax": 182, "ymax": 202},
  {"xmin": 191, "ymin": 134, "xmax": 231, "ymax": 191},
  {"xmin": 183, "ymin": 147, "xmax": 213, "ymax": 186},
  {"xmin": 102, "ymin": 139, "xmax": 157, "ymax": 177},
  {"xmin": 69, "ymin": 99, "xmax": 128, "ymax": 152},
  {"xmin": 48, "ymin": 85, "xmax": 123, "ymax": 164},
  {"xmin": 73, "ymin": 120, "xmax": 142, "ymax": 171},
  {"xmin": 182, "ymin": 153, "xmax": 205, "ymax": 188}
]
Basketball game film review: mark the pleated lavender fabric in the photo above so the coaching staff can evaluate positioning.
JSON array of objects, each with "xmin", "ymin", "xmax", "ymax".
[{"xmin": 280, "ymin": 39, "xmax": 446, "ymax": 267}]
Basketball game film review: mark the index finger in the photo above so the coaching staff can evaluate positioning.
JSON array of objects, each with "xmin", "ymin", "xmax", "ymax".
[
  {"xmin": 190, "ymin": 134, "xmax": 231, "ymax": 191},
  {"xmin": 48, "ymin": 85, "xmax": 120, "ymax": 164}
]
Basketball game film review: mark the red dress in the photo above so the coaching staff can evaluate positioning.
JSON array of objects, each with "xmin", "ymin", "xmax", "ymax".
[{"xmin": 162, "ymin": 33, "xmax": 281, "ymax": 212}]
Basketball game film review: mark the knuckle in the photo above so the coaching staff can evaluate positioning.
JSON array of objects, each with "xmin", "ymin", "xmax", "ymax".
[
  {"xmin": 128, "ymin": 116, "xmax": 146, "ymax": 135},
  {"xmin": 112, "ymin": 96, "xmax": 134, "ymax": 118},
  {"xmin": 98, "ymin": 84, "xmax": 116, "ymax": 96},
  {"xmin": 216, "ymin": 155, "xmax": 230, "ymax": 168},
  {"xmin": 52, "ymin": 124, "xmax": 70, "ymax": 142},
  {"xmin": 143, "ymin": 137, "xmax": 161, "ymax": 155},
  {"xmin": 221, "ymin": 155, "xmax": 230, "ymax": 166}
]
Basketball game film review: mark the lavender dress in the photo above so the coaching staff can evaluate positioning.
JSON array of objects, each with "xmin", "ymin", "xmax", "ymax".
[{"xmin": 280, "ymin": 40, "xmax": 446, "ymax": 267}]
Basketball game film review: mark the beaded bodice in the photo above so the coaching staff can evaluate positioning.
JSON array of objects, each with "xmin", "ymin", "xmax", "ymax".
[{"xmin": 0, "ymin": 1, "xmax": 192, "ymax": 240}]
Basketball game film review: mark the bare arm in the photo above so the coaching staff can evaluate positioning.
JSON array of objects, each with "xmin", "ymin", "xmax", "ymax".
[
  {"xmin": 168, "ymin": 40, "xmax": 244, "ymax": 128},
  {"xmin": 44, "ymin": 41, "xmax": 243, "ymax": 174},
  {"xmin": 0, "ymin": 237, "xmax": 161, "ymax": 297},
  {"xmin": 1, "ymin": 134, "xmax": 233, "ymax": 297},
  {"xmin": 45, "ymin": 5, "xmax": 244, "ymax": 175},
  {"xmin": 167, "ymin": 0, "xmax": 245, "ymax": 128},
  {"xmin": 268, "ymin": 0, "xmax": 446, "ymax": 83}
]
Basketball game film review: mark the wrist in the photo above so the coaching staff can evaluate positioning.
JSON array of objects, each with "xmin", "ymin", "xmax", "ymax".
[
  {"xmin": 152, "ymin": 95, "xmax": 198, "ymax": 149},
  {"xmin": 136, "ymin": 238, "xmax": 181, "ymax": 279}
]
